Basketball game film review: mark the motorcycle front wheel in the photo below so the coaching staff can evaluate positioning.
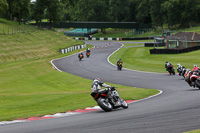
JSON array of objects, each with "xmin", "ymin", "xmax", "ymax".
[
  {"xmin": 97, "ymin": 98, "xmax": 112, "ymax": 112},
  {"xmin": 120, "ymin": 98, "xmax": 128, "ymax": 109},
  {"xmin": 195, "ymin": 80, "xmax": 200, "ymax": 89}
]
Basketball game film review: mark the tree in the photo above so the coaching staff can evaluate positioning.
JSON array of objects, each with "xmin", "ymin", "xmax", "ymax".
[
  {"xmin": 161, "ymin": 0, "xmax": 181, "ymax": 28},
  {"xmin": 135, "ymin": 0, "xmax": 151, "ymax": 23},
  {"xmin": 109, "ymin": 0, "xmax": 130, "ymax": 22},
  {"xmin": 6, "ymin": 0, "xmax": 18, "ymax": 20},
  {"xmin": 149, "ymin": 0, "xmax": 166, "ymax": 30},
  {"xmin": 180, "ymin": 0, "xmax": 200, "ymax": 27},
  {"xmin": 13, "ymin": 0, "xmax": 30, "ymax": 24},
  {"xmin": 46, "ymin": 0, "xmax": 66, "ymax": 28},
  {"xmin": 71, "ymin": 0, "xmax": 109, "ymax": 21},
  {"xmin": 0, "ymin": 0, "xmax": 8, "ymax": 16},
  {"xmin": 31, "ymin": 0, "xmax": 47, "ymax": 27}
]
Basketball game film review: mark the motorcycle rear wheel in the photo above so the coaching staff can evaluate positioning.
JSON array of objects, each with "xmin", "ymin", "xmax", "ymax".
[{"xmin": 97, "ymin": 98, "xmax": 113, "ymax": 112}]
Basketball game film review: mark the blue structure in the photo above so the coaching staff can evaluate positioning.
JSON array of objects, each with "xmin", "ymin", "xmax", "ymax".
[{"xmin": 64, "ymin": 28, "xmax": 98, "ymax": 37}]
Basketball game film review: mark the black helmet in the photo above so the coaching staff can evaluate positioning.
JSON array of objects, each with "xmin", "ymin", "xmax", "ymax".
[{"xmin": 166, "ymin": 61, "xmax": 168, "ymax": 63}]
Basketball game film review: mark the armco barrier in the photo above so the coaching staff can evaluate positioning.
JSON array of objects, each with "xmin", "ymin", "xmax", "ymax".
[
  {"xmin": 74, "ymin": 37, "xmax": 153, "ymax": 41},
  {"xmin": 150, "ymin": 45, "xmax": 200, "ymax": 54},
  {"xmin": 60, "ymin": 44, "xmax": 86, "ymax": 54},
  {"xmin": 144, "ymin": 42, "xmax": 166, "ymax": 47}
]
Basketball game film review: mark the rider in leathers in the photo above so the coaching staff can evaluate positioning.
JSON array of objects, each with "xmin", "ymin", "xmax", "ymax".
[
  {"xmin": 165, "ymin": 61, "xmax": 172, "ymax": 71},
  {"xmin": 91, "ymin": 78, "xmax": 111, "ymax": 93},
  {"xmin": 91, "ymin": 78, "xmax": 119, "ymax": 102}
]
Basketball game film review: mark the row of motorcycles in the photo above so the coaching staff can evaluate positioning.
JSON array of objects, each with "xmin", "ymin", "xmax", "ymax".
[
  {"xmin": 78, "ymin": 49, "xmax": 90, "ymax": 61},
  {"xmin": 78, "ymin": 48, "xmax": 124, "ymax": 71},
  {"xmin": 177, "ymin": 64, "xmax": 200, "ymax": 89},
  {"xmin": 165, "ymin": 62, "xmax": 200, "ymax": 89}
]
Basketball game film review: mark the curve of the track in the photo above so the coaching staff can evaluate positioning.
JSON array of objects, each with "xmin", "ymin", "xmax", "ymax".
[{"xmin": 1, "ymin": 41, "xmax": 200, "ymax": 133}]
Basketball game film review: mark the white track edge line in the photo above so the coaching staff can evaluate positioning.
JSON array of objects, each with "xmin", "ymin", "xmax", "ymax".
[{"xmin": 107, "ymin": 43, "xmax": 166, "ymax": 74}]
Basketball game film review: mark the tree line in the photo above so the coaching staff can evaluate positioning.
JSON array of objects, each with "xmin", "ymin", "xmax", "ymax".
[{"xmin": 0, "ymin": 0, "xmax": 200, "ymax": 30}]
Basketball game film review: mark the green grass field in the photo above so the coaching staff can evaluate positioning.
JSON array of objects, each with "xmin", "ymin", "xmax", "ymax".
[
  {"xmin": 0, "ymin": 19, "xmax": 159, "ymax": 121},
  {"xmin": 184, "ymin": 129, "xmax": 200, "ymax": 133},
  {"xmin": 1, "ymin": 18, "xmax": 200, "ymax": 133},
  {"xmin": 110, "ymin": 44, "xmax": 200, "ymax": 73}
]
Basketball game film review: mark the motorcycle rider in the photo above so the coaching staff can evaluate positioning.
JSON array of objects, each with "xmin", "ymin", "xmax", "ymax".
[
  {"xmin": 78, "ymin": 52, "xmax": 84, "ymax": 59},
  {"xmin": 117, "ymin": 59, "xmax": 123, "ymax": 67},
  {"xmin": 86, "ymin": 48, "xmax": 91, "ymax": 53},
  {"xmin": 91, "ymin": 78, "xmax": 119, "ymax": 101},
  {"xmin": 177, "ymin": 64, "xmax": 183, "ymax": 75},
  {"xmin": 86, "ymin": 48, "xmax": 91, "ymax": 57},
  {"xmin": 165, "ymin": 61, "xmax": 171, "ymax": 71},
  {"xmin": 91, "ymin": 78, "xmax": 112, "ymax": 93},
  {"xmin": 192, "ymin": 65, "xmax": 199, "ymax": 72}
]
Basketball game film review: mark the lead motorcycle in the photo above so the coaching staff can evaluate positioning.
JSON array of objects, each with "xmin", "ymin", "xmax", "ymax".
[
  {"xmin": 90, "ymin": 87, "xmax": 128, "ymax": 112},
  {"xmin": 166, "ymin": 64, "xmax": 175, "ymax": 75},
  {"xmin": 86, "ymin": 52, "xmax": 90, "ymax": 58},
  {"xmin": 117, "ymin": 62, "xmax": 123, "ymax": 71}
]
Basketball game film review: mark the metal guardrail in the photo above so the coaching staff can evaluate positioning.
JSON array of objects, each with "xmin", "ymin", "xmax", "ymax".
[{"xmin": 0, "ymin": 26, "xmax": 36, "ymax": 35}]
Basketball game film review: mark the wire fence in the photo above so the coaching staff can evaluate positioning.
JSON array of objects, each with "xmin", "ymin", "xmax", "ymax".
[{"xmin": 0, "ymin": 26, "xmax": 36, "ymax": 35}]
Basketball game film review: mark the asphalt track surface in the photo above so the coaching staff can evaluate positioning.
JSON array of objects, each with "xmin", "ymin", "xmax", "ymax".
[{"xmin": 1, "ymin": 41, "xmax": 200, "ymax": 133}]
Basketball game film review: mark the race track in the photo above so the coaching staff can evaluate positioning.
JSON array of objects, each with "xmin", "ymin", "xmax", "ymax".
[{"xmin": 1, "ymin": 41, "xmax": 200, "ymax": 133}]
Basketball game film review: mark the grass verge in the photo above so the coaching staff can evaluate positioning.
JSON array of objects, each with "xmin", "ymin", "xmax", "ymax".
[
  {"xmin": 0, "ymin": 19, "xmax": 159, "ymax": 121},
  {"xmin": 0, "ymin": 52, "xmax": 159, "ymax": 121},
  {"xmin": 110, "ymin": 43, "xmax": 200, "ymax": 73},
  {"xmin": 184, "ymin": 129, "xmax": 200, "ymax": 133}
]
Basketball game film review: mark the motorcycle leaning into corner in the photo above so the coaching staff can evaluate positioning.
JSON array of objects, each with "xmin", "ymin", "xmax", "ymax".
[
  {"xmin": 86, "ymin": 48, "xmax": 91, "ymax": 58},
  {"xmin": 190, "ymin": 70, "xmax": 200, "ymax": 89},
  {"xmin": 117, "ymin": 62, "xmax": 123, "ymax": 71},
  {"xmin": 165, "ymin": 62, "xmax": 175, "ymax": 75},
  {"xmin": 78, "ymin": 52, "xmax": 84, "ymax": 61},
  {"xmin": 117, "ymin": 59, "xmax": 123, "ymax": 71},
  {"xmin": 86, "ymin": 52, "xmax": 90, "ymax": 58},
  {"xmin": 177, "ymin": 64, "xmax": 184, "ymax": 76},
  {"xmin": 90, "ymin": 87, "xmax": 128, "ymax": 112},
  {"xmin": 184, "ymin": 69, "xmax": 200, "ymax": 89}
]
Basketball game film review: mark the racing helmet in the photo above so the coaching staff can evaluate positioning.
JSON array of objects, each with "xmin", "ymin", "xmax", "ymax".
[{"xmin": 96, "ymin": 78, "xmax": 101, "ymax": 82}]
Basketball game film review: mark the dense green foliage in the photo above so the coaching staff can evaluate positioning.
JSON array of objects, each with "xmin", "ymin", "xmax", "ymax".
[{"xmin": 0, "ymin": 0, "xmax": 199, "ymax": 29}]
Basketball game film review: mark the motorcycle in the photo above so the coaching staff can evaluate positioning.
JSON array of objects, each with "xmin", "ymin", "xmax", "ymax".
[
  {"xmin": 181, "ymin": 67, "xmax": 186, "ymax": 78},
  {"xmin": 117, "ymin": 62, "xmax": 123, "ymax": 71},
  {"xmin": 166, "ymin": 64, "xmax": 175, "ymax": 75},
  {"xmin": 190, "ymin": 71, "xmax": 200, "ymax": 89},
  {"xmin": 90, "ymin": 87, "xmax": 128, "ymax": 112},
  {"xmin": 86, "ymin": 52, "xmax": 90, "ymax": 58},
  {"xmin": 78, "ymin": 54, "xmax": 84, "ymax": 61},
  {"xmin": 184, "ymin": 69, "xmax": 194, "ymax": 87},
  {"xmin": 177, "ymin": 64, "xmax": 183, "ymax": 76}
]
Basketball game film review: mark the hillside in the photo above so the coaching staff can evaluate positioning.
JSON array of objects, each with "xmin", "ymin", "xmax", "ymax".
[{"xmin": 0, "ymin": 19, "xmax": 160, "ymax": 121}]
